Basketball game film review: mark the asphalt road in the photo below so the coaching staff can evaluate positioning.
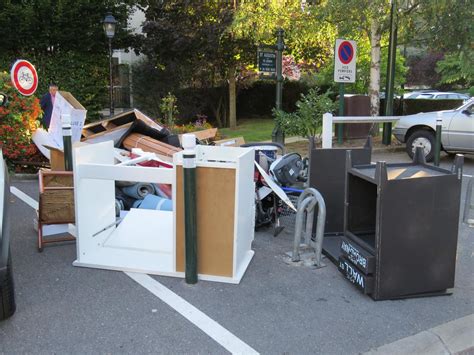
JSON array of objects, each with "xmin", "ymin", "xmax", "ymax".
[{"xmin": 0, "ymin": 151, "xmax": 473, "ymax": 354}]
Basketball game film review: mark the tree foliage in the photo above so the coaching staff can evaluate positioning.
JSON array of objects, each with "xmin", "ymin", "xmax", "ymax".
[
  {"xmin": 136, "ymin": 0, "xmax": 254, "ymax": 127},
  {"xmin": 0, "ymin": 0, "xmax": 136, "ymax": 120},
  {"xmin": 0, "ymin": 72, "xmax": 44, "ymax": 169},
  {"xmin": 274, "ymin": 89, "xmax": 336, "ymax": 139}
]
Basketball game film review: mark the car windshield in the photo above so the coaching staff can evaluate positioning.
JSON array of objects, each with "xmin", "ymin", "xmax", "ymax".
[{"xmin": 457, "ymin": 99, "xmax": 473, "ymax": 110}]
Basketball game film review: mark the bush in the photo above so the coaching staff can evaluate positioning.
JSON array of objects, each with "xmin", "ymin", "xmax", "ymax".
[
  {"xmin": 274, "ymin": 89, "xmax": 336, "ymax": 139},
  {"xmin": 0, "ymin": 72, "xmax": 45, "ymax": 170}
]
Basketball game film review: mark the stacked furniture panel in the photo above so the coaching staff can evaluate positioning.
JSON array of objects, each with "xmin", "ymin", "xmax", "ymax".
[
  {"xmin": 309, "ymin": 139, "xmax": 372, "ymax": 262},
  {"xmin": 339, "ymin": 150, "xmax": 464, "ymax": 300}
]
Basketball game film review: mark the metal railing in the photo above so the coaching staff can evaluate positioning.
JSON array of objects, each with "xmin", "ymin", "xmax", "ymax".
[{"xmin": 321, "ymin": 113, "xmax": 400, "ymax": 148}]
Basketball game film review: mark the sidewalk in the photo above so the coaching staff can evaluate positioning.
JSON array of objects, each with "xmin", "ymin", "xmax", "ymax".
[{"xmin": 365, "ymin": 314, "xmax": 474, "ymax": 355}]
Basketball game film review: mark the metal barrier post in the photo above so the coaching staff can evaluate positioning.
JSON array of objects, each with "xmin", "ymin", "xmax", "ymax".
[
  {"xmin": 61, "ymin": 113, "xmax": 73, "ymax": 171},
  {"xmin": 337, "ymin": 83, "xmax": 344, "ymax": 145},
  {"xmin": 322, "ymin": 113, "xmax": 333, "ymax": 148},
  {"xmin": 182, "ymin": 134, "xmax": 198, "ymax": 284},
  {"xmin": 434, "ymin": 112, "xmax": 442, "ymax": 166}
]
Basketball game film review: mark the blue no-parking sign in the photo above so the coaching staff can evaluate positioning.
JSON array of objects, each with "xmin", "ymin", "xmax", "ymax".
[{"xmin": 334, "ymin": 39, "xmax": 357, "ymax": 83}]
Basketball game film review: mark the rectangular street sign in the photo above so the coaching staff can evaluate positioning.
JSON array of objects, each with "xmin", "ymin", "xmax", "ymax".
[
  {"xmin": 258, "ymin": 49, "xmax": 277, "ymax": 75},
  {"xmin": 334, "ymin": 39, "xmax": 357, "ymax": 83}
]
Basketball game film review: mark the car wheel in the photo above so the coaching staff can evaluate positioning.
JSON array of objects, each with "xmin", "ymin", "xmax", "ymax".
[
  {"xmin": 0, "ymin": 250, "xmax": 16, "ymax": 321},
  {"xmin": 406, "ymin": 130, "xmax": 435, "ymax": 162}
]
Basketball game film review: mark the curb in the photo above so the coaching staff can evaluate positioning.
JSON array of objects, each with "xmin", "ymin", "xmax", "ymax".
[
  {"xmin": 364, "ymin": 314, "xmax": 474, "ymax": 355},
  {"xmin": 11, "ymin": 173, "xmax": 38, "ymax": 181}
]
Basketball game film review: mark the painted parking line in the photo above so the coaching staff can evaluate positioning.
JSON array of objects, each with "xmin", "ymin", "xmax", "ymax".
[
  {"xmin": 126, "ymin": 272, "xmax": 258, "ymax": 354},
  {"xmin": 10, "ymin": 186, "xmax": 258, "ymax": 354},
  {"xmin": 10, "ymin": 186, "xmax": 39, "ymax": 210},
  {"xmin": 464, "ymin": 174, "xmax": 473, "ymax": 178}
]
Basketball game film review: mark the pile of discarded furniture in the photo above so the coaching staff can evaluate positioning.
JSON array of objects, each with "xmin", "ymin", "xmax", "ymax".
[
  {"xmin": 32, "ymin": 93, "xmax": 466, "ymax": 297},
  {"xmin": 33, "ymin": 101, "xmax": 256, "ymax": 284}
]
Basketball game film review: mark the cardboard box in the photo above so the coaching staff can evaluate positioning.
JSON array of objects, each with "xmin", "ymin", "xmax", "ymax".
[
  {"xmin": 49, "ymin": 91, "xmax": 87, "ymax": 148},
  {"xmin": 43, "ymin": 145, "xmax": 65, "ymax": 171}
]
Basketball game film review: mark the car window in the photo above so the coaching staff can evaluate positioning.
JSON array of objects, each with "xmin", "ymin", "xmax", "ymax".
[
  {"xmin": 464, "ymin": 104, "xmax": 473, "ymax": 114},
  {"xmin": 417, "ymin": 94, "xmax": 433, "ymax": 99},
  {"xmin": 447, "ymin": 94, "xmax": 458, "ymax": 99},
  {"xmin": 437, "ymin": 94, "xmax": 448, "ymax": 99}
]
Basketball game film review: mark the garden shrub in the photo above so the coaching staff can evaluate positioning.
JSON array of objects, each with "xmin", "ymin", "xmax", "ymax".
[{"xmin": 0, "ymin": 72, "xmax": 45, "ymax": 171}]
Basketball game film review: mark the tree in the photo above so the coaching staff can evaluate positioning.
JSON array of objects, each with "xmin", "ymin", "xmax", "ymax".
[
  {"xmin": 274, "ymin": 88, "xmax": 337, "ymax": 147},
  {"xmin": 137, "ymin": 1, "xmax": 251, "ymax": 128},
  {"xmin": 319, "ymin": 0, "xmax": 420, "ymax": 116},
  {"xmin": 0, "ymin": 0, "xmax": 136, "ymax": 120}
]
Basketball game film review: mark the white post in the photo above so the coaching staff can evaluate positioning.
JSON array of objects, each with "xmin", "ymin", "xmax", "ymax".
[{"xmin": 322, "ymin": 113, "xmax": 333, "ymax": 148}]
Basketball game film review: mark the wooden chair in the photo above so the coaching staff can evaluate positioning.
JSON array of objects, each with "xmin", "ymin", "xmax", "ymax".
[{"xmin": 38, "ymin": 170, "xmax": 75, "ymax": 252}]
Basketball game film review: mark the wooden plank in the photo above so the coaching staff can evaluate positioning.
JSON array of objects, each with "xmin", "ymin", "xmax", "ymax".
[
  {"xmin": 175, "ymin": 166, "xmax": 235, "ymax": 277},
  {"xmin": 81, "ymin": 122, "xmax": 133, "ymax": 141},
  {"xmin": 180, "ymin": 128, "xmax": 218, "ymax": 142},
  {"xmin": 213, "ymin": 137, "xmax": 245, "ymax": 147},
  {"xmin": 123, "ymin": 133, "xmax": 182, "ymax": 159}
]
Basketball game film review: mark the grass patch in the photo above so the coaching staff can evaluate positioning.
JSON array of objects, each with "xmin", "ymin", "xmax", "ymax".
[{"xmin": 219, "ymin": 118, "xmax": 277, "ymax": 142}]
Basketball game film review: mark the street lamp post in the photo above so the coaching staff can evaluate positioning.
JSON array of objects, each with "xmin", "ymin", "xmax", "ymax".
[{"xmin": 103, "ymin": 12, "xmax": 117, "ymax": 117}]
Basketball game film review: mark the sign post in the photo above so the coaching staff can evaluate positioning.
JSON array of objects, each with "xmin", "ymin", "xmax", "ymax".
[
  {"xmin": 258, "ymin": 29, "xmax": 285, "ymax": 145},
  {"xmin": 334, "ymin": 39, "xmax": 357, "ymax": 145},
  {"xmin": 383, "ymin": 0, "xmax": 398, "ymax": 145},
  {"xmin": 10, "ymin": 59, "xmax": 38, "ymax": 97},
  {"xmin": 272, "ymin": 28, "xmax": 285, "ymax": 145}
]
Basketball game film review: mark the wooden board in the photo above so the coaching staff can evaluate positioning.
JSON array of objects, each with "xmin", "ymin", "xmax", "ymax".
[
  {"xmin": 123, "ymin": 133, "xmax": 182, "ymax": 160},
  {"xmin": 39, "ymin": 171, "xmax": 75, "ymax": 224},
  {"xmin": 213, "ymin": 137, "xmax": 245, "ymax": 147},
  {"xmin": 179, "ymin": 128, "xmax": 218, "ymax": 143},
  {"xmin": 176, "ymin": 167, "xmax": 235, "ymax": 277}
]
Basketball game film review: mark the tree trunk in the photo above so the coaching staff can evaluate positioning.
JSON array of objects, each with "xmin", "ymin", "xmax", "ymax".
[
  {"xmin": 369, "ymin": 20, "xmax": 382, "ymax": 117},
  {"xmin": 228, "ymin": 66, "xmax": 237, "ymax": 129},
  {"xmin": 212, "ymin": 95, "xmax": 223, "ymax": 128}
]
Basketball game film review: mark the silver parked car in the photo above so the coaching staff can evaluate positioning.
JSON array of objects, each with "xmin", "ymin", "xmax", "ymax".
[
  {"xmin": 393, "ymin": 99, "xmax": 474, "ymax": 161},
  {"xmin": 415, "ymin": 92, "xmax": 470, "ymax": 102}
]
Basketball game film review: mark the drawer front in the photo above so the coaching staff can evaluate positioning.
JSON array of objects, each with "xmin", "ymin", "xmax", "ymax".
[
  {"xmin": 338, "ymin": 257, "xmax": 374, "ymax": 294},
  {"xmin": 340, "ymin": 236, "xmax": 375, "ymax": 275}
]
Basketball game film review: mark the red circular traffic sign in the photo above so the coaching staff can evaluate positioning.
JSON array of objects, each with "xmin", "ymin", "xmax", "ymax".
[
  {"xmin": 338, "ymin": 41, "xmax": 354, "ymax": 65},
  {"xmin": 10, "ymin": 60, "xmax": 38, "ymax": 96}
]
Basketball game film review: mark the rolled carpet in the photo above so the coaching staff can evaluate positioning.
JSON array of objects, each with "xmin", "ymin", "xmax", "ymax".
[
  {"xmin": 132, "ymin": 194, "xmax": 173, "ymax": 211},
  {"xmin": 121, "ymin": 182, "xmax": 155, "ymax": 199}
]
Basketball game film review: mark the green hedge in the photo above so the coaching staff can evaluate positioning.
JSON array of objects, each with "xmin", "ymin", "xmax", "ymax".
[
  {"xmin": 237, "ymin": 80, "xmax": 312, "ymax": 118},
  {"xmin": 379, "ymin": 98, "xmax": 464, "ymax": 116},
  {"xmin": 400, "ymin": 99, "xmax": 464, "ymax": 115}
]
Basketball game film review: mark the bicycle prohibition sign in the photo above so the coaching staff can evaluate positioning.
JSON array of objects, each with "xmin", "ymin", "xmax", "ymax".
[{"xmin": 11, "ymin": 59, "xmax": 38, "ymax": 96}]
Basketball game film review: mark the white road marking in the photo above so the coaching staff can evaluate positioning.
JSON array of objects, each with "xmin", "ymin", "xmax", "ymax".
[
  {"xmin": 126, "ymin": 272, "xmax": 259, "ymax": 355},
  {"xmin": 10, "ymin": 186, "xmax": 38, "ymax": 210},
  {"xmin": 464, "ymin": 174, "xmax": 473, "ymax": 178}
]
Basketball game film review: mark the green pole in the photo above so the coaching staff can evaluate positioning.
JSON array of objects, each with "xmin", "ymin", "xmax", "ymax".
[
  {"xmin": 338, "ymin": 83, "xmax": 345, "ymax": 145},
  {"xmin": 272, "ymin": 28, "xmax": 285, "ymax": 146},
  {"xmin": 182, "ymin": 134, "xmax": 198, "ymax": 284},
  {"xmin": 61, "ymin": 113, "xmax": 73, "ymax": 171},
  {"xmin": 383, "ymin": 0, "xmax": 398, "ymax": 145},
  {"xmin": 434, "ymin": 113, "xmax": 442, "ymax": 166}
]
